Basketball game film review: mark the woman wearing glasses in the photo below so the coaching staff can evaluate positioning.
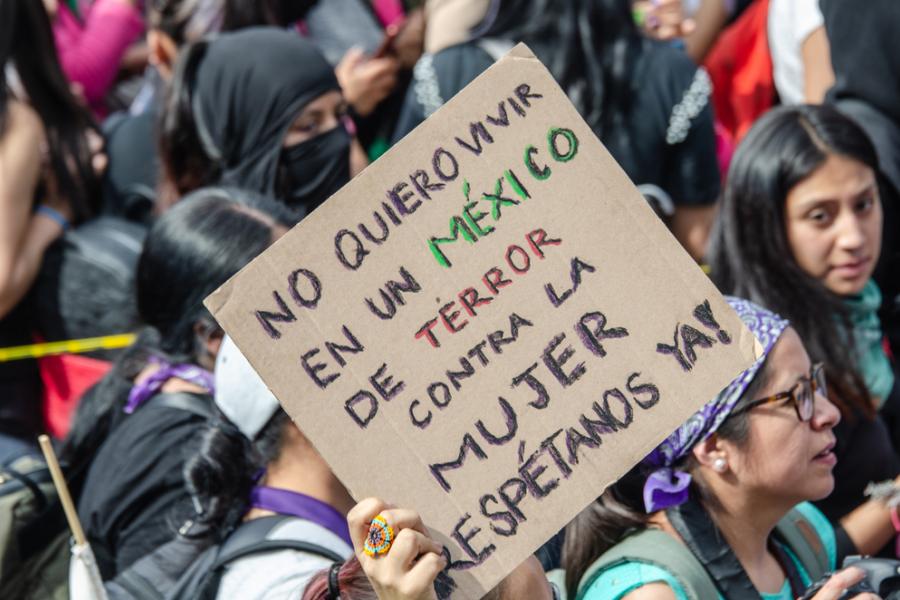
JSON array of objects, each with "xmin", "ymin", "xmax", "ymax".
[
  {"xmin": 562, "ymin": 299, "xmax": 878, "ymax": 600},
  {"xmin": 708, "ymin": 105, "xmax": 900, "ymax": 559}
]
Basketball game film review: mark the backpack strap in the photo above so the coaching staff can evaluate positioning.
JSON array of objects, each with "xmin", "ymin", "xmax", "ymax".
[
  {"xmin": 213, "ymin": 515, "xmax": 345, "ymax": 567},
  {"xmin": 0, "ymin": 463, "xmax": 50, "ymax": 512},
  {"xmin": 575, "ymin": 529, "xmax": 718, "ymax": 600},
  {"xmin": 147, "ymin": 392, "xmax": 215, "ymax": 420},
  {"xmin": 191, "ymin": 516, "xmax": 346, "ymax": 600},
  {"xmin": 574, "ymin": 506, "xmax": 830, "ymax": 600},
  {"xmin": 773, "ymin": 507, "xmax": 830, "ymax": 583}
]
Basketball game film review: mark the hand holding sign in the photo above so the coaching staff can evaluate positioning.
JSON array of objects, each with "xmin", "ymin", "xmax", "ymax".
[
  {"xmin": 349, "ymin": 499, "xmax": 447, "ymax": 600},
  {"xmin": 206, "ymin": 44, "xmax": 760, "ymax": 598}
]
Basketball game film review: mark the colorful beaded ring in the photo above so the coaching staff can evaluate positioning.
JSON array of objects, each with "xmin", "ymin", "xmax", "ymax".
[{"xmin": 363, "ymin": 514, "xmax": 394, "ymax": 557}]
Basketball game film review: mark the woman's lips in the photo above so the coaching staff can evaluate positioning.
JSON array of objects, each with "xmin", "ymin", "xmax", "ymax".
[
  {"xmin": 832, "ymin": 257, "xmax": 871, "ymax": 279},
  {"xmin": 813, "ymin": 441, "xmax": 837, "ymax": 466}
]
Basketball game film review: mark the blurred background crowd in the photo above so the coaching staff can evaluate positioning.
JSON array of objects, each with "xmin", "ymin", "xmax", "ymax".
[{"xmin": 1, "ymin": 0, "xmax": 899, "ymax": 599}]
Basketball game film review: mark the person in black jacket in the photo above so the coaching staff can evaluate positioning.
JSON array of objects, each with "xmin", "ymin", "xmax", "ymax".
[
  {"xmin": 394, "ymin": 0, "xmax": 721, "ymax": 260},
  {"xmin": 61, "ymin": 187, "xmax": 294, "ymax": 579}
]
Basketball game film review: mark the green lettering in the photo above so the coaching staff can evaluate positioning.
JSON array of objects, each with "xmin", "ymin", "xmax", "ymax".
[
  {"xmin": 428, "ymin": 216, "xmax": 477, "ymax": 268},
  {"xmin": 524, "ymin": 145, "xmax": 551, "ymax": 180},
  {"xmin": 548, "ymin": 127, "xmax": 579, "ymax": 162}
]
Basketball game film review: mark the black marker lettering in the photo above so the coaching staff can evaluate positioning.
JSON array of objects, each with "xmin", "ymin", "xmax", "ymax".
[
  {"xmin": 255, "ymin": 291, "xmax": 296, "ymax": 339},
  {"xmin": 475, "ymin": 397, "xmax": 518, "ymax": 446},
  {"xmin": 429, "ymin": 434, "xmax": 488, "ymax": 492},
  {"xmin": 324, "ymin": 325, "xmax": 364, "ymax": 367}
]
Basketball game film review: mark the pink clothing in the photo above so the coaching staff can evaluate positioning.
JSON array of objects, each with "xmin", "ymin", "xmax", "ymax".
[
  {"xmin": 53, "ymin": 0, "xmax": 144, "ymax": 114},
  {"xmin": 371, "ymin": 0, "xmax": 405, "ymax": 28}
]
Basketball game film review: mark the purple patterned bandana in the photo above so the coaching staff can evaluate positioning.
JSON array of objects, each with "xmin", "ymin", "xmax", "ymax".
[
  {"xmin": 642, "ymin": 297, "xmax": 789, "ymax": 512},
  {"xmin": 124, "ymin": 356, "xmax": 215, "ymax": 414}
]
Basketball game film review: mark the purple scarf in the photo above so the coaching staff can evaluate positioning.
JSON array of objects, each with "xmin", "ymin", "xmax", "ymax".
[
  {"xmin": 124, "ymin": 356, "xmax": 215, "ymax": 414},
  {"xmin": 249, "ymin": 485, "xmax": 351, "ymax": 546},
  {"xmin": 641, "ymin": 297, "xmax": 789, "ymax": 512}
]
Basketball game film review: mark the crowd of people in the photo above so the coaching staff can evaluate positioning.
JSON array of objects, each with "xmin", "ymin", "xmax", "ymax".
[{"xmin": 0, "ymin": 0, "xmax": 898, "ymax": 598}]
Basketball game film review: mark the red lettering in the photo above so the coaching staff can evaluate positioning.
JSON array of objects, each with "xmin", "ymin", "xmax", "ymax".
[
  {"xmin": 459, "ymin": 287, "xmax": 494, "ymax": 317},
  {"xmin": 483, "ymin": 267, "xmax": 512, "ymax": 295},
  {"xmin": 527, "ymin": 228, "xmax": 563, "ymax": 258},
  {"xmin": 506, "ymin": 245, "xmax": 531, "ymax": 273},
  {"xmin": 439, "ymin": 301, "xmax": 469, "ymax": 333},
  {"xmin": 413, "ymin": 229, "xmax": 564, "ymax": 349},
  {"xmin": 415, "ymin": 318, "xmax": 441, "ymax": 348}
]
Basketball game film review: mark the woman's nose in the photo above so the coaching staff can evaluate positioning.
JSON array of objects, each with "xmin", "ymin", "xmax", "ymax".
[
  {"xmin": 811, "ymin": 389, "xmax": 841, "ymax": 429},
  {"xmin": 835, "ymin": 213, "xmax": 866, "ymax": 252}
]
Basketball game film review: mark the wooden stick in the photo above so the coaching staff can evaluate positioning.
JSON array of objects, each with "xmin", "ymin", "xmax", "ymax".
[{"xmin": 38, "ymin": 434, "xmax": 86, "ymax": 546}]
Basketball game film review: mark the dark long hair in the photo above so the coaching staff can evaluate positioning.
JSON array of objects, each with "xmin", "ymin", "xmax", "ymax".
[
  {"xmin": 0, "ymin": 0, "xmax": 99, "ymax": 221},
  {"xmin": 561, "ymin": 359, "xmax": 770, "ymax": 597},
  {"xmin": 474, "ymin": 0, "xmax": 640, "ymax": 138},
  {"xmin": 707, "ymin": 104, "xmax": 879, "ymax": 417},
  {"xmin": 60, "ymin": 187, "xmax": 295, "ymax": 480},
  {"xmin": 157, "ymin": 40, "xmax": 218, "ymax": 208},
  {"xmin": 182, "ymin": 408, "xmax": 291, "ymax": 542}
]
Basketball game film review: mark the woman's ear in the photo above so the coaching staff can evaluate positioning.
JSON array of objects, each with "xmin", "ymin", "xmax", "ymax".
[{"xmin": 691, "ymin": 433, "xmax": 729, "ymax": 473}]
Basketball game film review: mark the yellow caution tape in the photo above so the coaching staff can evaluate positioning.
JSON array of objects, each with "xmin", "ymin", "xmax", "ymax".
[
  {"xmin": 0, "ymin": 333, "xmax": 136, "ymax": 362},
  {"xmin": 2, "ymin": 267, "xmax": 715, "ymax": 362}
]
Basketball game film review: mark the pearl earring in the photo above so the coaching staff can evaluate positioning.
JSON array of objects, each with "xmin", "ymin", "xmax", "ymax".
[{"xmin": 713, "ymin": 458, "xmax": 727, "ymax": 473}]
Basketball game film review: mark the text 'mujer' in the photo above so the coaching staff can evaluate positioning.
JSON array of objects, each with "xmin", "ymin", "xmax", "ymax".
[{"xmin": 205, "ymin": 44, "xmax": 760, "ymax": 599}]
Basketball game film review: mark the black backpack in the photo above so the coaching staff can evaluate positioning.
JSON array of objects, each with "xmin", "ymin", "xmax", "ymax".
[
  {"xmin": 0, "ymin": 392, "xmax": 214, "ymax": 600},
  {"xmin": 0, "ymin": 453, "xmax": 69, "ymax": 600},
  {"xmin": 111, "ymin": 516, "xmax": 345, "ymax": 600}
]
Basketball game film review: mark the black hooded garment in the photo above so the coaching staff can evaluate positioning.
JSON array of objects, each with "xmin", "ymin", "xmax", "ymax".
[{"xmin": 191, "ymin": 27, "xmax": 340, "ymax": 200}]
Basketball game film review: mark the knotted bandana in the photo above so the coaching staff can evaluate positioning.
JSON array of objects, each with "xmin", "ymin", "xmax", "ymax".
[{"xmin": 642, "ymin": 297, "xmax": 789, "ymax": 512}]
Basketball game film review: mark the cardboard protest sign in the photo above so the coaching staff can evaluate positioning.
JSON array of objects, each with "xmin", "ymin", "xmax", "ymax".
[{"xmin": 206, "ymin": 44, "xmax": 761, "ymax": 598}]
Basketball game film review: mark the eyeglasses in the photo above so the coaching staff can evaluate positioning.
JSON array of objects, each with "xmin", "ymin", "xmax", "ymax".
[{"xmin": 730, "ymin": 363, "xmax": 826, "ymax": 422}]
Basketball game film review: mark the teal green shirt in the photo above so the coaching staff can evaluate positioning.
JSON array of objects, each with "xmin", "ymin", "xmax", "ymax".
[{"xmin": 580, "ymin": 502, "xmax": 836, "ymax": 600}]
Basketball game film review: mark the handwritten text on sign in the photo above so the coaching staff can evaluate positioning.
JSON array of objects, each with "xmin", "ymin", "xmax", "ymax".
[{"xmin": 206, "ymin": 44, "xmax": 759, "ymax": 599}]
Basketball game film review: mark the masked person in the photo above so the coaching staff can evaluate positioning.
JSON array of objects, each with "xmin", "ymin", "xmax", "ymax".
[
  {"xmin": 62, "ymin": 187, "xmax": 295, "ymax": 580},
  {"xmin": 158, "ymin": 27, "xmax": 364, "ymax": 216}
]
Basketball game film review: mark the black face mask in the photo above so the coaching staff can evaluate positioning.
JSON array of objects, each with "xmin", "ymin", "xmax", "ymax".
[{"xmin": 280, "ymin": 125, "xmax": 351, "ymax": 213}]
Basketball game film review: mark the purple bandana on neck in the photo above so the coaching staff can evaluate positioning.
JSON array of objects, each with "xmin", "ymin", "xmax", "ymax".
[
  {"xmin": 249, "ymin": 485, "xmax": 352, "ymax": 546},
  {"xmin": 641, "ymin": 297, "xmax": 789, "ymax": 513},
  {"xmin": 124, "ymin": 356, "xmax": 215, "ymax": 414}
]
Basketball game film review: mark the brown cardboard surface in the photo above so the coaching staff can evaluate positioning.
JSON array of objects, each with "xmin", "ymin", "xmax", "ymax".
[{"xmin": 206, "ymin": 43, "xmax": 760, "ymax": 598}]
